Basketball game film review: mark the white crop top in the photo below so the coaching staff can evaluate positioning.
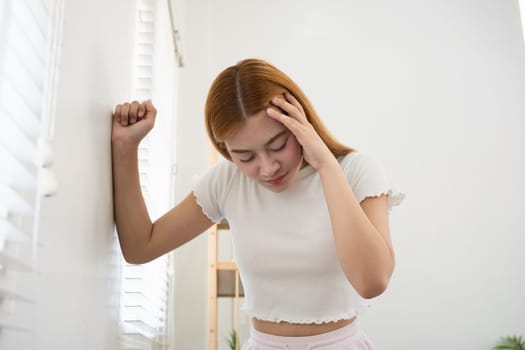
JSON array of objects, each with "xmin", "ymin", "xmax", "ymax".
[{"xmin": 193, "ymin": 151, "xmax": 404, "ymax": 324}]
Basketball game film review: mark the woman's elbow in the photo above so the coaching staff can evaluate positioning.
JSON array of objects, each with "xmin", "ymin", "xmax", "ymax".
[
  {"xmin": 353, "ymin": 268, "xmax": 393, "ymax": 299},
  {"xmin": 121, "ymin": 248, "xmax": 150, "ymax": 265},
  {"xmin": 356, "ymin": 279, "xmax": 390, "ymax": 299},
  {"xmin": 122, "ymin": 252, "xmax": 143, "ymax": 265}
]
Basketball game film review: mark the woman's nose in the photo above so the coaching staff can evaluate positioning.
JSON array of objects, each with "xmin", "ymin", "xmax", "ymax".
[{"xmin": 259, "ymin": 155, "xmax": 280, "ymax": 178}]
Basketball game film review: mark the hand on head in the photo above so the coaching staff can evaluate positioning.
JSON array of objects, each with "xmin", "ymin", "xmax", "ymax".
[{"xmin": 266, "ymin": 92, "xmax": 333, "ymax": 171}]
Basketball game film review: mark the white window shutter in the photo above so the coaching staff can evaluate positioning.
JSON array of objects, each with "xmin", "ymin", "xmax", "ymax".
[
  {"xmin": 119, "ymin": 0, "xmax": 171, "ymax": 349},
  {"xmin": 0, "ymin": 0, "xmax": 55, "ymax": 339}
]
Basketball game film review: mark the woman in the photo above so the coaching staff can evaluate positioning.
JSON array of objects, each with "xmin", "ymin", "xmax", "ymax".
[{"xmin": 112, "ymin": 58, "xmax": 404, "ymax": 349}]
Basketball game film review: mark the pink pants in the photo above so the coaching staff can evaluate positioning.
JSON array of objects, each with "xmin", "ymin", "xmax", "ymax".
[{"xmin": 241, "ymin": 319, "xmax": 377, "ymax": 350}]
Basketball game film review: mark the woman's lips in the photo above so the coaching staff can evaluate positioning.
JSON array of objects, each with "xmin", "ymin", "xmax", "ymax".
[{"xmin": 266, "ymin": 173, "xmax": 286, "ymax": 185}]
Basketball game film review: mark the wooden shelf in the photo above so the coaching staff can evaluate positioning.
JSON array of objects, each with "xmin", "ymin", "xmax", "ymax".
[
  {"xmin": 217, "ymin": 261, "xmax": 236, "ymax": 270},
  {"xmin": 209, "ymin": 222, "xmax": 244, "ymax": 349},
  {"xmin": 217, "ymin": 265, "xmax": 244, "ymax": 297},
  {"xmin": 217, "ymin": 220, "xmax": 230, "ymax": 230},
  {"xmin": 208, "ymin": 150, "xmax": 242, "ymax": 350}
]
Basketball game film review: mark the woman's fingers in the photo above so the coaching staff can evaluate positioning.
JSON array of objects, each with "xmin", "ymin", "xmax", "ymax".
[
  {"xmin": 266, "ymin": 107, "xmax": 303, "ymax": 136},
  {"xmin": 270, "ymin": 96, "xmax": 294, "ymax": 118},
  {"xmin": 121, "ymin": 103, "xmax": 131, "ymax": 125},
  {"xmin": 267, "ymin": 92, "xmax": 333, "ymax": 171},
  {"xmin": 138, "ymin": 102, "xmax": 146, "ymax": 119},
  {"xmin": 129, "ymin": 100, "xmax": 140, "ymax": 123},
  {"xmin": 112, "ymin": 100, "xmax": 158, "ymax": 144},
  {"xmin": 144, "ymin": 99, "xmax": 157, "ymax": 118},
  {"xmin": 114, "ymin": 104, "xmax": 122, "ymax": 123},
  {"xmin": 270, "ymin": 92, "xmax": 306, "ymax": 122},
  {"xmin": 266, "ymin": 106, "xmax": 287, "ymax": 123},
  {"xmin": 267, "ymin": 92, "xmax": 308, "ymax": 134},
  {"xmin": 113, "ymin": 100, "xmax": 153, "ymax": 127},
  {"xmin": 284, "ymin": 92, "xmax": 305, "ymax": 114}
]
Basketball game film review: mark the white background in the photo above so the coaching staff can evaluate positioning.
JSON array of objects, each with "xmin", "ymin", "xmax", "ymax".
[{"xmin": 172, "ymin": 0, "xmax": 525, "ymax": 349}]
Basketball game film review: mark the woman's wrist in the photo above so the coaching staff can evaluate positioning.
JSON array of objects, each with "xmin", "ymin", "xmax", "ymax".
[
  {"xmin": 112, "ymin": 137, "xmax": 139, "ymax": 156},
  {"xmin": 316, "ymin": 155, "xmax": 341, "ymax": 177}
]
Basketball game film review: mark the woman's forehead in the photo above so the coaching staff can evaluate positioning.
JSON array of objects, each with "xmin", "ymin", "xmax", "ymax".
[{"xmin": 224, "ymin": 111, "xmax": 287, "ymax": 149}]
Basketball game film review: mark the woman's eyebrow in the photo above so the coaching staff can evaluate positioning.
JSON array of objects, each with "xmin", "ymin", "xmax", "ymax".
[{"xmin": 230, "ymin": 130, "xmax": 288, "ymax": 154}]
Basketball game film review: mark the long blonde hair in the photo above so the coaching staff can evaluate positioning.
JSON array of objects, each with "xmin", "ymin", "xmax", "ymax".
[{"xmin": 205, "ymin": 58, "xmax": 354, "ymax": 160}]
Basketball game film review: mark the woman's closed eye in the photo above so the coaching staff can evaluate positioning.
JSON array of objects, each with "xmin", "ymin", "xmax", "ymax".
[
  {"xmin": 239, "ymin": 154, "xmax": 255, "ymax": 163},
  {"xmin": 237, "ymin": 135, "xmax": 289, "ymax": 162},
  {"xmin": 270, "ymin": 137, "xmax": 288, "ymax": 152}
]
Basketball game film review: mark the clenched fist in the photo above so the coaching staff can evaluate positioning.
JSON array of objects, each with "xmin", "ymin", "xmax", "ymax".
[{"xmin": 112, "ymin": 100, "xmax": 157, "ymax": 145}]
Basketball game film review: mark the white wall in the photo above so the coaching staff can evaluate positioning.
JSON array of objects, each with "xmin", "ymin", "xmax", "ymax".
[
  {"xmin": 35, "ymin": 0, "xmax": 133, "ymax": 349},
  {"xmin": 174, "ymin": 0, "xmax": 525, "ymax": 349},
  {"xmin": 32, "ymin": 0, "xmax": 181, "ymax": 348},
  {"xmin": 170, "ymin": 0, "xmax": 212, "ymax": 348}
]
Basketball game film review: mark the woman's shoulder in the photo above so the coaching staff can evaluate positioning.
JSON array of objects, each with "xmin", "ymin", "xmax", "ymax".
[
  {"xmin": 338, "ymin": 150, "xmax": 405, "ymax": 209},
  {"xmin": 337, "ymin": 150, "xmax": 388, "ymax": 191},
  {"xmin": 203, "ymin": 158, "xmax": 240, "ymax": 177},
  {"xmin": 338, "ymin": 150, "xmax": 379, "ymax": 170},
  {"xmin": 194, "ymin": 159, "xmax": 243, "ymax": 191}
]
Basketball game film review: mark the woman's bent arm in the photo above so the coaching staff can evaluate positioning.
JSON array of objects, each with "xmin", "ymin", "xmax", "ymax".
[
  {"xmin": 318, "ymin": 158, "xmax": 394, "ymax": 299},
  {"xmin": 267, "ymin": 93, "xmax": 395, "ymax": 298},
  {"xmin": 112, "ymin": 100, "xmax": 214, "ymax": 264},
  {"xmin": 112, "ymin": 138, "xmax": 152, "ymax": 263}
]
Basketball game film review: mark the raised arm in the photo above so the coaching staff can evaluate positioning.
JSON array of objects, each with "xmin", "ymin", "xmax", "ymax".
[
  {"xmin": 111, "ymin": 100, "xmax": 214, "ymax": 264},
  {"xmin": 267, "ymin": 93, "xmax": 395, "ymax": 299}
]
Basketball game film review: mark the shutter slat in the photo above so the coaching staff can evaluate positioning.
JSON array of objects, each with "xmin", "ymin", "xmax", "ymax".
[
  {"xmin": 0, "ymin": 148, "xmax": 37, "ymax": 190},
  {"xmin": 0, "ymin": 219, "xmax": 32, "ymax": 243},
  {"xmin": 5, "ymin": 26, "xmax": 47, "ymax": 89},
  {"xmin": 122, "ymin": 286, "xmax": 167, "ymax": 307},
  {"xmin": 25, "ymin": 0, "xmax": 49, "ymax": 35},
  {"xmin": 137, "ymin": 32, "xmax": 154, "ymax": 45},
  {"xmin": 0, "ymin": 251, "xmax": 32, "ymax": 272},
  {"xmin": 2, "ymin": 52, "xmax": 45, "ymax": 115},
  {"xmin": 122, "ymin": 321, "xmax": 156, "ymax": 340},
  {"xmin": 133, "ymin": 89, "xmax": 151, "ymax": 100},
  {"xmin": 135, "ymin": 65, "xmax": 153, "ymax": 77},
  {"xmin": 119, "ymin": 1, "xmax": 171, "ymax": 345},
  {"xmin": 135, "ymin": 77, "xmax": 153, "ymax": 89},
  {"xmin": 136, "ymin": 44, "xmax": 153, "ymax": 55},
  {"xmin": 139, "ymin": 10, "xmax": 154, "ymax": 23},
  {"xmin": 122, "ymin": 297, "xmax": 166, "ymax": 318},
  {"xmin": 123, "ymin": 273, "xmax": 169, "ymax": 288},
  {"xmin": 120, "ymin": 333, "xmax": 161, "ymax": 350},
  {"xmin": 136, "ymin": 54, "xmax": 153, "ymax": 66},
  {"xmin": 0, "ymin": 317, "xmax": 32, "ymax": 333},
  {"xmin": 12, "ymin": 1, "xmax": 48, "ymax": 62},
  {"xmin": 0, "ymin": 286, "xmax": 35, "ymax": 303},
  {"xmin": 0, "ymin": 84, "xmax": 42, "ymax": 138},
  {"xmin": 122, "ymin": 308, "xmax": 163, "ymax": 329},
  {"xmin": 0, "ymin": 0, "xmax": 51, "ymax": 339},
  {"xmin": 138, "ymin": 0, "xmax": 155, "ymax": 11},
  {"xmin": 0, "ymin": 185, "xmax": 35, "ymax": 215},
  {"xmin": 138, "ymin": 22, "xmax": 154, "ymax": 33},
  {"xmin": 0, "ymin": 109, "xmax": 37, "ymax": 162}
]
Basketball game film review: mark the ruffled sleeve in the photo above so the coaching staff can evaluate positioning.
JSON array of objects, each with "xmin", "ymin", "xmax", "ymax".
[
  {"xmin": 192, "ymin": 161, "xmax": 228, "ymax": 224},
  {"xmin": 341, "ymin": 151, "xmax": 405, "ymax": 211}
]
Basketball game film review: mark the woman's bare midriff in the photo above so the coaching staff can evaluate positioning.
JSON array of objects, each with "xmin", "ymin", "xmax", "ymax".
[{"xmin": 252, "ymin": 316, "xmax": 356, "ymax": 337}]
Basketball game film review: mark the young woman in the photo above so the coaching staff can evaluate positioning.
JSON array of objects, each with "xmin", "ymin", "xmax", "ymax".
[{"xmin": 112, "ymin": 58, "xmax": 404, "ymax": 349}]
